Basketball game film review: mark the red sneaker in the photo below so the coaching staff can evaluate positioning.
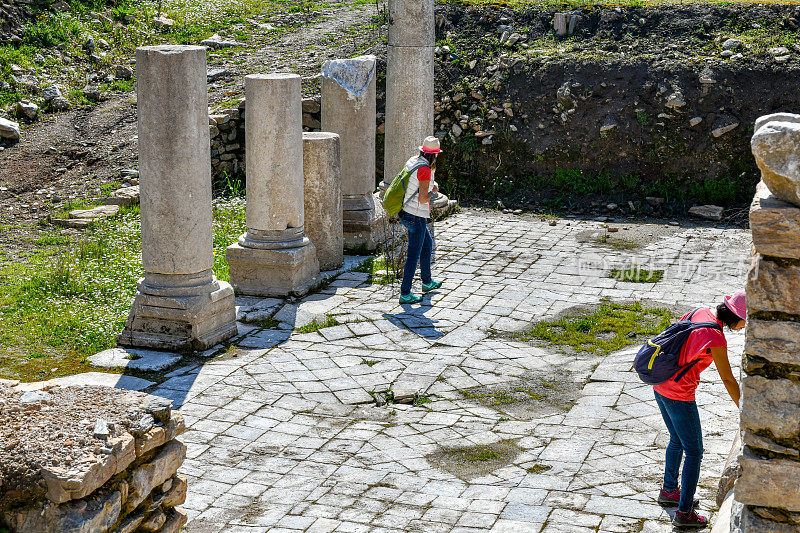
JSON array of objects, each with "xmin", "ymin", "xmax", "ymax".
[
  {"xmin": 673, "ymin": 509, "xmax": 709, "ymax": 529},
  {"xmin": 658, "ymin": 487, "xmax": 681, "ymax": 505},
  {"xmin": 658, "ymin": 487, "xmax": 699, "ymax": 508}
]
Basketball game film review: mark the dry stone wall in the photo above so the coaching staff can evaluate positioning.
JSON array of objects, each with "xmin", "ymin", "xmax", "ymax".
[
  {"xmin": 0, "ymin": 383, "xmax": 187, "ymax": 533},
  {"xmin": 732, "ymin": 113, "xmax": 800, "ymax": 532}
]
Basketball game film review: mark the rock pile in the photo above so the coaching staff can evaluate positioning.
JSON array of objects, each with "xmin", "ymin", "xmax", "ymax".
[
  {"xmin": 0, "ymin": 383, "xmax": 187, "ymax": 533},
  {"xmin": 732, "ymin": 113, "xmax": 800, "ymax": 531}
]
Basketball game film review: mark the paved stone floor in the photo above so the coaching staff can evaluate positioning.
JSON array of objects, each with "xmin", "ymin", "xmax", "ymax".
[{"xmin": 152, "ymin": 210, "xmax": 751, "ymax": 533}]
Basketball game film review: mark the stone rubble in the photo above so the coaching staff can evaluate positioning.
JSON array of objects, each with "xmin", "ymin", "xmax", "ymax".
[{"xmin": 0, "ymin": 384, "xmax": 187, "ymax": 533}]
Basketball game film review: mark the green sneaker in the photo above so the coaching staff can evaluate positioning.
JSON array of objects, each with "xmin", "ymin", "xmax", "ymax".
[
  {"xmin": 399, "ymin": 293, "xmax": 423, "ymax": 304},
  {"xmin": 421, "ymin": 280, "xmax": 442, "ymax": 293}
]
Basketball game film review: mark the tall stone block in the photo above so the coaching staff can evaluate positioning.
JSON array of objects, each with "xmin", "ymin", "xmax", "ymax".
[
  {"xmin": 226, "ymin": 74, "xmax": 319, "ymax": 296},
  {"xmin": 321, "ymin": 55, "xmax": 384, "ymax": 250},
  {"xmin": 303, "ymin": 132, "xmax": 343, "ymax": 271},
  {"xmin": 119, "ymin": 45, "xmax": 236, "ymax": 351}
]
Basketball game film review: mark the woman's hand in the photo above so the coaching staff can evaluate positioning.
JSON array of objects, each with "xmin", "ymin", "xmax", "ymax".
[{"xmin": 711, "ymin": 346, "xmax": 740, "ymax": 407}]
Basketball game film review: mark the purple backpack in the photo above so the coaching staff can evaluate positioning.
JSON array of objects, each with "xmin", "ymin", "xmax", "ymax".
[{"xmin": 634, "ymin": 310, "xmax": 722, "ymax": 385}]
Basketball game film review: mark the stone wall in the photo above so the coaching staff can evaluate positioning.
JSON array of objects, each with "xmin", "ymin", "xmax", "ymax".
[
  {"xmin": 0, "ymin": 382, "xmax": 187, "ymax": 533},
  {"xmin": 732, "ymin": 114, "xmax": 800, "ymax": 532}
]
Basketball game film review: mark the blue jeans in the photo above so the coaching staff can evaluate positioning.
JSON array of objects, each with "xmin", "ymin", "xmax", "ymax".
[
  {"xmin": 654, "ymin": 390, "xmax": 703, "ymax": 513},
  {"xmin": 399, "ymin": 210, "xmax": 433, "ymax": 295}
]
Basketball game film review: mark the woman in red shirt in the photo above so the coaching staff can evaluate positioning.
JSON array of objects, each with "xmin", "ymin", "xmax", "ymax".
[{"xmin": 653, "ymin": 290, "xmax": 746, "ymax": 529}]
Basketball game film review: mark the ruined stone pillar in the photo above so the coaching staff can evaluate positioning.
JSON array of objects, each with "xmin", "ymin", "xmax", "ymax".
[
  {"xmin": 226, "ymin": 73, "xmax": 319, "ymax": 296},
  {"xmin": 732, "ymin": 113, "xmax": 800, "ymax": 531},
  {"xmin": 303, "ymin": 132, "xmax": 343, "ymax": 271},
  {"xmin": 383, "ymin": 0, "xmax": 453, "ymax": 212},
  {"xmin": 321, "ymin": 55, "xmax": 384, "ymax": 250},
  {"xmin": 119, "ymin": 45, "xmax": 237, "ymax": 351}
]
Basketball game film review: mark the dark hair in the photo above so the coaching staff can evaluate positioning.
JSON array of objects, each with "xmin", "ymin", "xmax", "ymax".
[
  {"xmin": 420, "ymin": 151, "xmax": 437, "ymax": 170},
  {"xmin": 716, "ymin": 303, "xmax": 742, "ymax": 328}
]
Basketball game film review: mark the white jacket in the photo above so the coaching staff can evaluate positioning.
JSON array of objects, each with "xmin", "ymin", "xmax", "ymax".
[{"xmin": 401, "ymin": 155, "xmax": 433, "ymax": 219}]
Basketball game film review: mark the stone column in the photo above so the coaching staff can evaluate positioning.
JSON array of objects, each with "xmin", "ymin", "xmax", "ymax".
[
  {"xmin": 119, "ymin": 45, "xmax": 236, "ymax": 351},
  {"xmin": 226, "ymin": 73, "xmax": 319, "ymax": 296},
  {"xmin": 732, "ymin": 113, "xmax": 800, "ymax": 532},
  {"xmin": 321, "ymin": 55, "xmax": 384, "ymax": 250},
  {"xmin": 383, "ymin": 0, "xmax": 453, "ymax": 213},
  {"xmin": 303, "ymin": 132, "xmax": 343, "ymax": 271}
]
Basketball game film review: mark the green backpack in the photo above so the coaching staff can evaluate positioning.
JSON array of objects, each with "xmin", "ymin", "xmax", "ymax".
[{"xmin": 382, "ymin": 160, "xmax": 430, "ymax": 216}]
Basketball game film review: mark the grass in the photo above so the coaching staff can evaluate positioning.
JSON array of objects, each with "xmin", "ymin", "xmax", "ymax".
[
  {"xmin": 0, "ymin": 199, "xmax": 246, "ymax": 382},
  {"xmin": 461, "ymin": 385, "xmax": 548, "ymax": 406},
  {"xmin": 361, "ymin": 358, "xmax": 379, "ymax": 366},
  {"xmin": 513, "ymin": 300, "xmax": 673, "ymax": 356},
  {"xmin": 249, "ymin": 316, "xmax": 279, "ymax": 328},
  {"xmin": 296, "ymin": 314, "xmax": 339, "ymax": 333},
  {"xmin": 526, "ymin": 464, "xmax": 552, "ymax": 474},
  {"xmin": 595, "ymin": 234, "xmax": 640, "ymax": 250},
  {"xmin": 611, "ymin": 267, "xmax": 664, "ymax": 283}
]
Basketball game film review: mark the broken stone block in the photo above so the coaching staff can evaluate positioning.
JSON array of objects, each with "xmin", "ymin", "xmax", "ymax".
[
  {"xmin": 101, "ymin": 185, "xmax": 140, "ymax": 206},
  {"xmin": 736, "ymin": 451, "xmax": 800, "ymax": 511},
  {"xmin": 5, "ymin": 490, "xmax": 122, "ymax": 533},
  {"xmin": 752, "ymin": 113, "xmax": 800, "ymax": 207},
  {"xmin": 740, "ymin": 375, "xmax": 800, "ymax": 441},
  {"xmin": 125, "ymin": 439, "xmax": 186, "ymax": 513},
  {"xmin": 750, "ymin": 181, "xmax": 800, "ymax": 259},
  {"xmin": 745, "ymin": 319, "xmax": 800, "ymax": 366},
  {"xmin": 688, "ymin": 205, "xmax": 723, "ymax": 221},
  {"xmin": 746, "ymin": 254, "xmax": 800, "ymax": 315},
  {"xmin": 161, "ymin": 475, "xmax": 188, "ymax": 508},
  {"xmin": 40, "ymin": 433, "xmax": 135, "ymax": 503}
]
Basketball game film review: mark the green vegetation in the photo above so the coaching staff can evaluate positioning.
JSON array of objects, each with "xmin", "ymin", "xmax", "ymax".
[
  {"xmin": 0, "ymin": 199, "xmax": 246, "ymax": 382},
  {"xmin": 0, "ymin": 0, "xmax": 338, "ymax": 110},
  {"xmin": 248, "ymin": 316, "xmax": 279, "ymax": 328},
  {"xmin": 526, "ymin": 463, "xmax": 552, "ymax": 474},
  {"xmin": 460, "ymin": 385, "xmax": 549, "ymax": 406},
  {"xmin": 611, "ymin": 267, "xmax": 664, "ymax": 283},
  {"xmin": 514, "ymin": 300, "xmax": 673, "ymax": 355},
  {"xmin": 361, "ymin": 358, "xmax": 379, "ymax": 366},
  {"xmin": 595, "ymin": 234, "xmax": 640, "ymax": 250},
  {"xmin": 296, "ymin": 314, "xmax": 340, "ymax": 333}
]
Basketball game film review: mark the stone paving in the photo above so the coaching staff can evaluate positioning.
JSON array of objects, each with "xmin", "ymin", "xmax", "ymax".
[{"xmin": 151, "ymin": 210, "xmax": 751, "ymax": 533}]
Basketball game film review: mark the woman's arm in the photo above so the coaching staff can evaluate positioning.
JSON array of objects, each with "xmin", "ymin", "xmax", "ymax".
[
  {"xmin": 711, "ymin": 346, "xmax": 740, "ymax": 407},
  {"xmin": 418, "ymin": 178, "xmax": 431, "ymax": 205}
]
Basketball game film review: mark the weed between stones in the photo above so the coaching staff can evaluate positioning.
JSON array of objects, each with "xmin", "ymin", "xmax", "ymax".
[
  {"xmin": 513, "ymin": 301, "xmax": 673, "ymax": 356},
  {"xmin": 296, "ymin": 315, "xmax": 339, "ymax": 333}
]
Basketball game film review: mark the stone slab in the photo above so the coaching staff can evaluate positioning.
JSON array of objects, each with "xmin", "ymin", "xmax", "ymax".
[
  {"xmin": 746, "ymin": 253, "xmax": 800, "ymax": 315},
  {"xmin": 745, "ymin": 318, "xmax": 800, "ymax": 366},
  {"xmin": 89, "ymin": 347, "xmax": 182, "ymax": 371},
  {"xmin": 750, "ymin": 181, "xmax": 800, "ymax": 259},
  {"xmin": 737, "ymin": 451, "xmax": 800, "ymax": 511},
  {"xmin": 740, "ymin": 375, "xmax": 800, "ymax": 441}
]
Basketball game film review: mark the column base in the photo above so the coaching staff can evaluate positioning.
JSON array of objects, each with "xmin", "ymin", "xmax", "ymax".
[
  {"xmin": 226, "ymin": 239, "xmax": 320, "ymax": 297},
  {"xmin": 344, "ymin": 200, "xmax": 388, "ymax": 252},
  {"xmin": 431, "ymin": 192, "xmax": 459, "ymax": 218},
  {"xmin": 118, "ymin": 272, "xmax": 237, "ymax": 352}
]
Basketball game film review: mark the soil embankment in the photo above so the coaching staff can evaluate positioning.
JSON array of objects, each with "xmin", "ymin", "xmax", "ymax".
[{"xmin": 430, "ymin": 4, "xmax": 800, "ymax": 216}]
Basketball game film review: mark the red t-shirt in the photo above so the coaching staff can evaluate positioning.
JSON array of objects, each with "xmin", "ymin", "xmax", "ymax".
[
  {"xmin": 416, "ymin": 166, "xmax": 431, "ymax": 182},
  {"xmin": 652, "ymin": 308, "xmax": 727, "ymax": 402}
]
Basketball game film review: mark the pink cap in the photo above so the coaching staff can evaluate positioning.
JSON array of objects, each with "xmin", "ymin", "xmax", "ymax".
[{"xmin": 724, "ymin": 290, "xmax": 747, "ymax": 321}]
